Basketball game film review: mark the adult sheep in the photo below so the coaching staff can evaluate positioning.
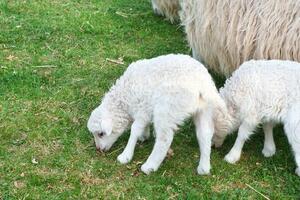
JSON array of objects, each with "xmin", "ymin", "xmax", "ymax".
[
  {"xmin": 151, "ymin": 0, "xmax": 180, "ymax": 23},
  {"xmin": 180, "ymin": 0, "xmax": 300, "ymax": 76}
]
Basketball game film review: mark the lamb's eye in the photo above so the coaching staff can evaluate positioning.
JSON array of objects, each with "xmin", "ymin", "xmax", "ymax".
[{"xmin": 98, "ymin": 132, "xmax": 104, "ymax": 137}]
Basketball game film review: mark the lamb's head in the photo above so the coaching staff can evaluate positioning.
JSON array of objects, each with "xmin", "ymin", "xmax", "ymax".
[
  {"xmin": 87, "ymin": 106, "xmax": 123, "ymax": 152},
  {"xmin": 212, "ymin": 103, "xmax": 236, "ymax": 148}
]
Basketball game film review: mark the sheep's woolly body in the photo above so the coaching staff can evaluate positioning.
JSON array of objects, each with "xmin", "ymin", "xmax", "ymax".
[
  {"xmin": 88, "ymin": 54, "xmax": 226, "ymax": 175},
  {"xmin": 151, "ymin": 0, "xmax": 180, "ymax": 23},
  {"xmin": 217, "ymin": 60, "xmax": 300, "ymax": 176},
  {"xmin": 180, "ymin": 0, "xmax": 300, "ymax": 76},
  {"xmin": 220, "ymin": 60, "xmax": 300, "ymax": 124},
  {"xmin": 102, "ymin": 54, "xmax": 222, "ymax": 131}
]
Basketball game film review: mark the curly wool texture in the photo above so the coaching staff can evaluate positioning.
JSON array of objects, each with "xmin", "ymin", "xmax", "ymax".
[
  {"xmin": 180, "ymin": 0, "xmax": 300, "ymax": 76},
  {"xmin": 219, "ymin": 60, "xmax": 300, "ymax": 127},
  {"xmin": 94, "ymin": 54, "xmax": 225, "ymax": 136},
  {"xmin": 151, "ymin": 0, "xmax": 181, "ymax": 23},
  {"xmin": 88, "ymin": 54, "xmax": 228, "ymax": 175},
  {"xmin": 215, "ymin": 60, "xmax": 300, "ymax": 175}
]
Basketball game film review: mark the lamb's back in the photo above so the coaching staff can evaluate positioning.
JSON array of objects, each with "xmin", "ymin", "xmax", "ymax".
[
  {"xmin": 123, "ymin": 54, "xmax": 212, "ymax": 93},
  {"xmin": 113, "ymin": 54, "xmax": 215, "ymax": 115},
  {"xmin": 221, "ymin": 60, "xmax": 300, "ymax": 118}
]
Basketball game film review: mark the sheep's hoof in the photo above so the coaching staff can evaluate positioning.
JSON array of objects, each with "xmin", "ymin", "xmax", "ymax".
[
  {"xmin": 262, "ymin": 147, "xmax": 276, "ymax": 157},
  {"xmin": 141, "ymin": 162, "xmax": 157, "ymax": 175},
  {"xmin": 117, "ymin": 153, "xmax": 132, "ymax": 164},
  {"xmin": 197, "ymin": 165, "xmax": 210, "ymax": 175},
  {"xmin": 296, "ymin": 168, "xmax": 300, "ymax": 177},
  {"xmin": 224, "ymin": 151, "xmax": 240, "ymax": 164}
]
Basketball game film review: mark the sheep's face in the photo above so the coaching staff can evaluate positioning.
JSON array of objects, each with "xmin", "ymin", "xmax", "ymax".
[
  {"xmin": 212, "ymin": 133, "xmax": 227, "ymax": 148},
  {"xmin": 87, "ymin": 107, "xmax": 121, "ymax": 152},
  {"xmin": 212, "ymin": 107, "xmax": 234, "ymax": 148},
  {"xmin": 212, "ymin": 120, "xmax": 229, "ymax": 148}
]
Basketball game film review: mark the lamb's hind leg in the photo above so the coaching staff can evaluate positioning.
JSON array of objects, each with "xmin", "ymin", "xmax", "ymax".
[
  {"xmin": 117, "ymin": 120, "xmax": 148, "ymax": 164},
  {"xmin": 284, "ymin": 105, "xmax": 300, "ymax": 177},
  {"xmin": 225, "ymin": 119, "xmax": 257, "ymax": 164},
  {"xmin": 193, "ymin": 107, "xmax": 214, "ymax": 175},
  {"xmin": 262, "ymin": 122, "xmax": 276, "ymax": 157}
]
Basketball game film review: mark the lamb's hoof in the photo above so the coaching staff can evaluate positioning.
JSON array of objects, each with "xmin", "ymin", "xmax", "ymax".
[
  {"xmin": 262, "ymin": 147, "xmax": 276, "ymax": 157},
  {"xmin": 197, "ymin": 165, "xmax": 210, "ymax": 175},
  {"xmin": 224, "ymin": 151, "xmax": 240, "ymax": 164},
  {"xmin": 296, "ymin": 168, "xmax": 300, "ymax": 177},
  {"xmin": 117, "ymin": 153, "xmax": 132, "ymax": 164},
  {"xmin": 141, "ymin": 162, "xmax": 157, "ymax": 175}
]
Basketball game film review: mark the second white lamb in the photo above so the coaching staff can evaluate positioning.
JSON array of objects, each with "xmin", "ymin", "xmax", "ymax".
[{"xmin": 213, "ymin": 60, "xmax": 300, "ymax": 176}]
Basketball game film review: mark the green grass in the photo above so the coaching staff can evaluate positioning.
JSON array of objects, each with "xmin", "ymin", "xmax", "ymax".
[{"xmin": 0, "ymin": 0, "xmax": 299, "ymax": 199}]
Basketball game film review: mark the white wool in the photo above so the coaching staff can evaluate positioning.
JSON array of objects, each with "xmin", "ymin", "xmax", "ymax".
[
  {"xmin": 87, "ymin": 54, "xmax": 226, "ymax": 175},
  {"xmin": 214, "ymin": 60, "xmax": 300, "ymax": 176}
]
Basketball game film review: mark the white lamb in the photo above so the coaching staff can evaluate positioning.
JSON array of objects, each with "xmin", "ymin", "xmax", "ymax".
[
  {"xmin": 213, "ymin": 60, "xmax": 300, "ymax": 177},
  {"xmin": 87, "ymin": 54, "xmax": 227, "ymax": 175}
]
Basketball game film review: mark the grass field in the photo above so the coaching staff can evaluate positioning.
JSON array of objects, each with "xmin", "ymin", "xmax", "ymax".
[{"xmin": 0, "ymin": 0, "xmax": 299, "ymax": 199}]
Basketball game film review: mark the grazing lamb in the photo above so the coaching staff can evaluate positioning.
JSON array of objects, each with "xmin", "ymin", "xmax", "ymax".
[
  {"xmin": 180, "ymin": 0, "xmax": 300, "ymax": 76},
  {"xmin": 87, "ymin": 54, "xmax": 227, "ymax": 175},
  {"xmin": 151, "ymin": 0, "xmax": 180, "ymax": 23},
  {"xmin": 212, "ymin": 60, "xmax": 300, "ymax": 177}
]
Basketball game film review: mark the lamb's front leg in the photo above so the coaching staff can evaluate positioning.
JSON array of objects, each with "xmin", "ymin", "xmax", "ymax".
[
  {"xmin": 284, "ymin": 106, "xmax": 300, "ymax": 177},
  {"xmin": 262, "ymin": 122, "xmax": 276, "ymax": 157},
  {"xmin": 117, "ymin": 120, "xmax": 148, "ymax": 164},
  {"xmin": 225, "ymin": 120, "xmax": 256, "ymax": 164},
  {"xmin": 194, "ymin": 109, "xmax": 214, "ymax": 175},
  {"xmin": 141, "ymin": 129, "xmax": 174, "ymax": 175},
  {"xmin": 285, "ymin": 125, "xmax": 300, "ymax": 177}
]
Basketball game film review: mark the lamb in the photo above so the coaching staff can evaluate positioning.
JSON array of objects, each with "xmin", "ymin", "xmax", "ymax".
[
  {"xmin": 180, "ymin": 0, "xmax": 300, "ymax": 76},
  {"xmin": 151, "ymin": 0, "xmax": 180, "ymax": 23},
  {"xmin": 87, "ymin": 54, "xmax": 227, "ymax": 175},
  {"xmin": 212, "ymin": 60, "xmax": 300, "ymax": 176}
]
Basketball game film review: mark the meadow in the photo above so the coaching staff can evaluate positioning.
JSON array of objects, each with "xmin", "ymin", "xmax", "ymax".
[{"xmin": 0, "ymin": 0, "xmax": 299, "ymax": 199}]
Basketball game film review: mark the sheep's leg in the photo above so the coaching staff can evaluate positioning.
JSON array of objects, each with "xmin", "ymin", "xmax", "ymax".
[
  {"xmin": 285, "ymin": 122, "xmax": 300, "ymax": 177},
  {"xmin": 141, "ymin": 128, "xmax": 174, "ymax": 175},
  {"xmin": 117, "ymin": 120, "xmax": 148, "ymax": 164},
  {"xmin": 140, "ymin": 88, "xmax": 194, "ymax": 175},
  {"xmin": 193, "ymin": 108, "xmax": 214, "ymax": 175},
  {"xmin": 225, "ymin": 120, "xmax": 257, "ymax": 164},
  {"xmin": 262, "ymin": 122, "xmax": 276, "ymax": 157},
  {"xmin": 138, "ymin": 125, "xmax": 150, "ymax": 142},
  {"xmin": 284, "ymin": 106, "xmax": 300, "ymax": 177},
  {"xmin": 293, "ymin": 144, "xmax": 300, "ymax": 177}
]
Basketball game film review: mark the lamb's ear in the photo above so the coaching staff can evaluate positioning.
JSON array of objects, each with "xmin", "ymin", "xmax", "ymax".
[{"xmin": 101, "ymin": 118, "xmax": 112, "ymax": 136}]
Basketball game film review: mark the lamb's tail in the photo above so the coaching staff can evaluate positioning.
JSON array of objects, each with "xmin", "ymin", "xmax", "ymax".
[{"xmin": 199, "ymin": 90, "xmax": 227, "ymax": 114}]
